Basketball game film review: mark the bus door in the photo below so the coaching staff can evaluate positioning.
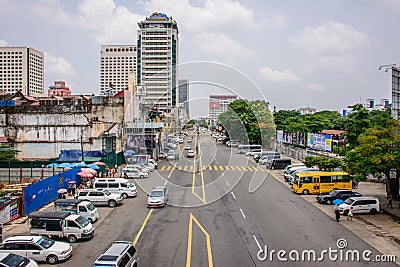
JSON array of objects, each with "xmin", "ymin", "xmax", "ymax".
[{"xmin": 313, "ymin": 177, "xmax": 320, "ymax": 194}]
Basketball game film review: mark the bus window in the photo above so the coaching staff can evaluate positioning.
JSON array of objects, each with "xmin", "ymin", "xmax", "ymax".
[{"xmin": 320, "ymin": 176, "xmax": 332, "ymax": 183}]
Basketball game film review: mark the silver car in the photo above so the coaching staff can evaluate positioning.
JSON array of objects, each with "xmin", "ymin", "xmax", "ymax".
[{"xmin": 147, "ymin": 186, "xmax": 168, "ymax": 208}]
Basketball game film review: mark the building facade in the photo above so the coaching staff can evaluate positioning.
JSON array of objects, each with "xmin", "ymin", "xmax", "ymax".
[
  {"xmin": 209, "ymin": 95, "xmax": 237, "ymax": 123},
  {"xmin": 136, "ymin": 12, "xmax": 179, "ymax": 114},
  {"xmin": 178, "ymin": 79, "xmax": 189, "ymax": 117},
  {"xmin": 0, "ymin": 46, "xmax": 44, "ymax": 96},
  {"xmin": 298, "ymin": 106, "xmax": 316, "ymax": 115},
  {"xmin": 48, "ymin": 81, "xmax": 71, "ymax": 96},
  {"xmin": 100, "ymin": 45, "xmax": 137, "ymax": 96}
]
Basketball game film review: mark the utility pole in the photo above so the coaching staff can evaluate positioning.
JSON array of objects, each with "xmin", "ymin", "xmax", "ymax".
[{"xmin": 81, "ymin": 135, "xmax": 84, "ymax": 162}]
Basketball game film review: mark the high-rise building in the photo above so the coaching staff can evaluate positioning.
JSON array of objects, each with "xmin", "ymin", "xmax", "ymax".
[
  {"xmin": 100, "ymin": 45, "xmax": 136, "ymax": 96},
  {"xmin": 209, "ymin": 95, "xmax": 237, "ymax": 123},
  {"xmin": 178, "ymin": 79, "xmax": 189, "ymax": 117},
  {"xmin": 0, "ymin": 46, "xmax": 44, "ymax": 95},
  {"xmin": 137, "ymin": 12, "xmax": 179, "ymax": 113}
]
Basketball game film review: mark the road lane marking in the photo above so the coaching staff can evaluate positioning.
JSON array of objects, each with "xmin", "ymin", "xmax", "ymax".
[
  {"xmin": 190, "ymin": 165, "xmax": 193, "ymax": 171},
  {"xmin": 133, "ymin": 209, "xmax": 153, "ymax": 246},
  {"xmin": 231, "ymin": 166, "xmax": 236, "ymax": 171},
  {"xmin": 160, "ymin": 166, "xmax": 166, "ymax": 171},
  {"xmin": 241, "ymin": 166, "xmax": 247, "ymax": 171},
  {"xmin": 225, "ymin": 166, "xmax": 230, "ymax": 170},
  {"xmin": 208, "ymin": 166, "xmax": 212, "ymax": 170},
  {"xmin": 191, "ymin": 137, "xmax": 206, "ymax": 204},
  {"xmin": 246, "ymin": 166, "xmax": 253, "ymax": 171},
  {"xmin": 213, "ymin": 165, "xmax": 218, "ymax": 171},
  {"xmin": 226, "ymin": 180, "xmax": 229, "ymax": 186},
  {"xmin": 236, "ymin": 166, "xmax": 242, "ymax": 171},
  {"xmin": 184, "ymin": 165, "xmax": 188, "ymax": 171},
  {"xmin": 231, "ymin": 192, "xmax": 236, "ymax": 199},
  {"xmin": 166, "ymin": 166, "xmax": 171, "ymax": 171},
  {"xmin": 178, "ymin": 166, "xmax": 182, "ymax": 170},
  {"xmin": 219, "ymin": 165, "xmax": 224, "ymax": 171},
  {"xmin": 239, "ymin": 208, "xmax": 246, "ymax": 219},
  {"xmin": 186, "ymin": 213, "xmax": 214, "ymax": 267}
]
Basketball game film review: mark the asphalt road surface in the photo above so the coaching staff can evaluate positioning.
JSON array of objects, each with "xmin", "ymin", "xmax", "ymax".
[{"xmin": 43, "ymin": 133, "xmax": 397, "ymax": 266}]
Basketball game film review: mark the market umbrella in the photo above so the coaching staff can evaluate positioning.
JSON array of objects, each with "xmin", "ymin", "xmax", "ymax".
[
  {"xmin": 81, "ymin": 168, "xmax": 97, "ymax": 174},
  {"xmin": 87, "ymin": 164, "xmax": 100, "ymax": 170},
  {"xmin": 58, "ymin": 162, "xmax": 72, "ymax": 168},
  {"xmin": 71, "ymin": 162, "xmax": 87, "ymax": 167},
  {"xmin": 46, "ymin": 163, "xmax": 59, "ymax": 168},
  {"xmin": 93, "ymin": 161, "xmax": 106, "ymax": 166},
  {"xmin": 332, "ymin": 199, "xmax": 344, "ymax": 205},
  {"xmin": 77, "ymin": 172, "xmax": 93, "ymax": 178},
  {"xmin": 57, "ymin": 188, "xmax": 68, "ymax": 194}
]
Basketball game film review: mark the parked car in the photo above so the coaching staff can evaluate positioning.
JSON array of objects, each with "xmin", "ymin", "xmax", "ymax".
[
  {"xmin": 0, "ymin": 236, "xmax": 72, "ymax": 265},
  {"xmin": 0, "ymin": 252, "xmax": 39, "ymax": 267},
  {"xmin": 255, "ymin": 151, "xmax": 280, "ymax": 162},
  {"xmin": 266, "ymin": 158, "xmax": 292, "ymax": 170},
  {"xmin": 92, "ymin": 241, "xmax": 138, "ymax": 267},
  {"xmin": 148, "ymin": 159, "xmax": 158, "ymax": 169},
  {"xmin": 187, "ymin": 150, "xmax": 194, "ymax": 158},
  {"xmin": 316, "ymin": 190, "xmax": 362, "ymax": 205},
  {"xmin": 93, "ymin": 178, "xmax": 137, "ymax": 198},
  {"xmin": 77, "ymin": 189, "xmax": 123, "ymax": 207},
  {"xmin": 339, "ymin": 196, "xmax": 380, "ymax": 215},
  {"xmin": 259, "ymin": 154, "xmax": 281, "ymax": 165},
  {"xmin": 147, "ymin": 186, "xmax": 168, "ymax": 208},
  {"xmin": 122, "ymin": 165, "xmax": 149, "ymax": 174},
  {"xmin": 28, "ymin": 211, "xmax": 94, "ymax": 243}
]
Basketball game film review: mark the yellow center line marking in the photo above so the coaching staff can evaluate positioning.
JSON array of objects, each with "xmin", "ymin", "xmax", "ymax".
[
  {"xmin": 186, "ymin": 213, "xmax": 213, "ymax": 267},
  {"xmin": 133, "ymin": 208, "xmax": 153, "ymax": 246}
]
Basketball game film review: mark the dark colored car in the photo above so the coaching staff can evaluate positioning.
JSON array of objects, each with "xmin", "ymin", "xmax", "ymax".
[{"xmin": 316, "ymin": 189, "xmax": 362, "ymax": 205}]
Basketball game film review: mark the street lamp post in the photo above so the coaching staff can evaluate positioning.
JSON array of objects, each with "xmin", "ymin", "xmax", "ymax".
[{"xmin": 80, "ymin": 135, "xmax": 84, "ymax": 162}]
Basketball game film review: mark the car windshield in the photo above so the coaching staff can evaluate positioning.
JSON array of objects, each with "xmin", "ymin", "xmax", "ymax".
[
  {"xmin": 150, "ymin": 191, "xmax": 163, "ymax": 197},
  {"xmin": 37, "ymin": 236, "xmax": 55, "ymax": 249},
  {"xmin": 87, "ymin": 202, "xmax": 95, "ymax": 211},
  {"xmin": 127, "ymin": 182, "xmax": 135, "ymax": 188},
  {"xmin": 76, "ymin": 216, "xmax": 90, "ymax": 227},
  {"xmin": 328, "ymin": 190, "xmax": 337, "ymax": 196},
  {"xmin": 92, "ymin": 264, "xmax": 117, "ymax": 267},
  {"xmin": 103, "ymin": 190, "xmax": 111, "ymax": 196},
  {"xmin": 344, "ymin": 198, "xmax": 355, "ymax": 205},
  {"xmin": 0, "ymin": 254, "xmax": 30, "ymax": 267}
]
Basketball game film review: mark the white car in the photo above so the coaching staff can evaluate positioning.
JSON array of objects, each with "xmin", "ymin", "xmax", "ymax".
[
  {"xmin": 77, "ymin": 189, "xmax": 123, "ymax": 207},
  {"xmin": 124, "ymin": 169, "xmax": 149, "ymax": 179},
  {"xmin": 184, "ymin": 145, "xmax": 191, "ymax": 150},
  {"xmin": 0, "ymin": 252, "xmax": 39, "ymax": 267},
  {"xmin": 0, "ymin": 235, "xmax": 72, "ymax": 264},
  {"xmin": 187, "ymin": 150, "xmax": 194, "ymax": 157},
  {"xmin": 167, "ymin": 150, "xmax": 176, "ymax": 160},
  {"xmin": 339, "ymin": 196, "xmax": 380, "ymax": 215},
  {"xmin": 148, "ymin": 159, "xmax": 158, "ymax": 169}
]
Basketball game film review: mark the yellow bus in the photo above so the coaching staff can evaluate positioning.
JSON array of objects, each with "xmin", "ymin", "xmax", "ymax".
[{"xmin": 292, "ymin": 171, "xmax": 352, "ymax": 195}]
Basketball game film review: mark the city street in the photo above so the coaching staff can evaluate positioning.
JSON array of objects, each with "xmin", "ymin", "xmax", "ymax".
[{"xmin": 5, "ymin": 133, "xmax": 398, "ymax": 266}]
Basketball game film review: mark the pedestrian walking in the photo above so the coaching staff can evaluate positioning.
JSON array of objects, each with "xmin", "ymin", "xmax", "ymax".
[
  {"xmin": 347, "ymin": 207, "xmax": 353, "ymax": 221},
  {"xmin": 387, "ymin": 194, "xmax": 393, "ymax": 209},
  {"xmin": 334, "ymin": 204, "xmax": 341, "ymax": 222},
  {"xmin": 105, "ymin": 166, "xmax": 110, "ymax": 177},
  {"xmin": 111, "ymin": 169, "xmax": 115, "ymax": 178}
]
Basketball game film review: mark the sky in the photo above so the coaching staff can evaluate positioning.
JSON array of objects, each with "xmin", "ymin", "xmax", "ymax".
[{"xmin": 1, "ymin": 0, "xmax": 399, "ymax": 118}]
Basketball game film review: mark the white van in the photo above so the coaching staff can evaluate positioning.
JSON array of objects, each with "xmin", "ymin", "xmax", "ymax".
[
  {"xmin": 339, "ymin": 196, "xmax": 380, "ymax": 215},
  {"xmin": 93, "ymin": 178, "xmax": 137, "ymax": 198}
]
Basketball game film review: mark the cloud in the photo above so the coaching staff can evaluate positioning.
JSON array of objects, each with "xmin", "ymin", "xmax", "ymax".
[
  {"xmin": 0, "ymin": 39, "xmax": 8, "ymax": 46},
  {"xmin": 258, "ymin": 67, "xmax": 299, "ymax": 82},
  {"xmin": 291, "ymin": 22, "xmax": 369, "ymax": 71},
  {"xmin": 195, "ymin": 33, "xmax": 252, "ymax": 62},
  {"xmin": 305, "ymin": 83, "xmax": 326, "ymax": 92},
  {"xmin": 77, "ymin": 0, "xmax": 145, "ymax": 43},
  {"xmin": 44, "ymin": 52, "xmax": 75, "ymax": 76},
  {"xmin": 143, "ymin": 0, "xmax": 262, "ymax": 33}
]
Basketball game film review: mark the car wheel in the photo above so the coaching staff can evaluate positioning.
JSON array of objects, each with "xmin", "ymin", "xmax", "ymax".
[
  {"xmin": 370, "ymin": 208, "xmax": 377, "ymax": 215},
  {"xmin": 140, "ymin": 175, "xmax": 144, "ymax": 178},
  {"xmin": 68, "ymin": 234, "xmax": 77, "ymax": 243},
  {"xmin": 47, "ymin": 254, "xmax": 59, "ymax": 264},
  {"xmin": 122, "ymin": 193, "xmax": 128, "ymax": 199},
  {"xmin": 109, "ymin": 200, "xmax": 117, "ymax": 207},
  {"xmin": 326, "ymin": 199, "xmax": 332, "ymax": 205},
  {"xmin": 302, "ymin": 189, "xmax": 309, "ymax": 195}
]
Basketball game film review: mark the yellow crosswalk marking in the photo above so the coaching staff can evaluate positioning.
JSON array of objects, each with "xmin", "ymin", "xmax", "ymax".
[
  {"xmin": 258, "ymin": 167, "xmax": 266, "ymax": 172},
  {"xmin": 208, "ymin": 166, "xmax": 212, "ymax": 170},
  {"xmin": 160, "ymin": 166, "xmax": 166, "ymax": 171},
  {"xmin": 235, "ymin": 166, "xmax": 241, "ymax": 171},
  {"xmin": 219, "ymin": 166, "xmax": 224, "ymax": 171},
  {"xmin": 241, "ymin": 166, "xmax": 247, "ymax": 171},
  {"xmin": 184, "ymin": 166, "xmax": 188, "ymax": 171},
  {"xmin": 178, "ymin": 166, "xmax": 182, "ymax": 170},
  {"xmin": 231, "ymin": 166, "xmax": 236, "ymax": 171},
  {"xmin": 166, "ymin": 166, "xmax": 171, "ymax": 171},
  {"xmin": 190, "ymin": 165, "xmax": 193, "ymax": 171},
  {"xmin": 225, "ymin": 166, "xmax": 230, "ymax": 170},
  {"xmin": 214, "ymin": 165, "xmax": 218, "ymax": 171}
]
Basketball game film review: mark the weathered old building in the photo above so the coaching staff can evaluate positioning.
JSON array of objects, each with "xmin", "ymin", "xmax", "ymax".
[{"xmin": 0, "ymin": 93, "xmax": 125, "ymax": 160}]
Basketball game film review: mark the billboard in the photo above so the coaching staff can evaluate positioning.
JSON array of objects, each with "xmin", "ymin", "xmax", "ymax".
[
  {"xmin": 210, "ymin": 102, "xmax": 220, "ymax": 109},
  {"xmin": 307, "ymin": 133, "xmax": 332, "ymax": 152}
]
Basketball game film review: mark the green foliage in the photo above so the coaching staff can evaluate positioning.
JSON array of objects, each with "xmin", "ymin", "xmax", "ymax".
[
  {"xmin": 218, "ymin": 100, "xmax": 275, "ymax": 146},
  {"xmin": 304, "ymin": 156, "xmax": 342, "ymax": 171},
  {"xmin": 0, "ymin": 146, "xmax": 19, "ymax": 162}
]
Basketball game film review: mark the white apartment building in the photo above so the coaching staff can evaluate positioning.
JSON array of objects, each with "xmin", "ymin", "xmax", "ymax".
[
  {"xmin": 136, "ymin": 12, "xmax": 179, "ymax": 114},
  {"xmin": 209, "ymin": 95, "xmax": 237, "ymax": 123},
  {"xmin": 298, "ymin": 106, "xmax": 316, "ymax": 115},
  {"xmin": 0, "ymin": 46, "xmax": 44, "ymax": 95},
  {"xmin": 100, "ymin": 45, "xmax": 136, "ymax": 96}
]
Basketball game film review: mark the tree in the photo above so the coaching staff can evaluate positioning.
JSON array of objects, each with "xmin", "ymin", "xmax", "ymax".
[
  {"xmin": 273, "ymin": 110, "xmax": 301, "ymax": 130},
  {"xmin": 344, "ymin": 121, "xmax": 400, "ymax": 198},
  {"xmin": 304, "ymin": 156, "xmax": 343, "ymax": 171},
  {"xmin": 0, "ymin": 146, "xmax": 19, "ymax": 161}
]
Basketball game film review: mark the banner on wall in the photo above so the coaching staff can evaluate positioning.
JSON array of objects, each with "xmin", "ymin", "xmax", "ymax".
[
  {"xmin": 307, "ymin": 133, "xmax": 332, "ymax": 152},
  {"xmin": 277, "ymin": 130, "xmax": 283, "ymax": 143},
  {"xmin": 298, "ymin": 132, "xmax": 306, "ymax": 147}
]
